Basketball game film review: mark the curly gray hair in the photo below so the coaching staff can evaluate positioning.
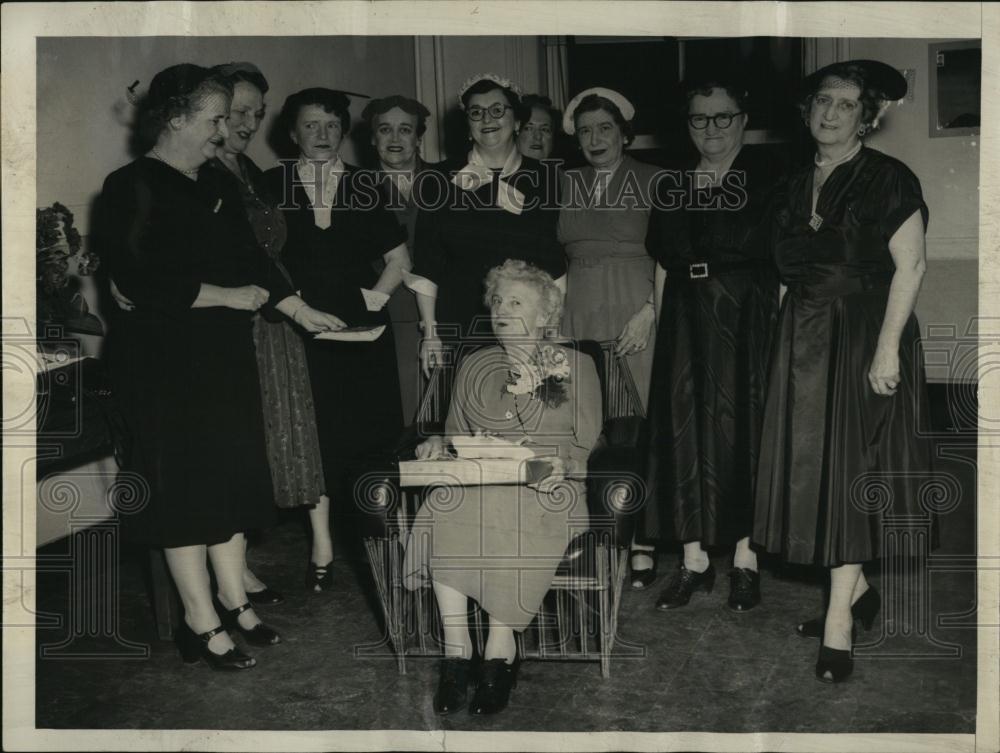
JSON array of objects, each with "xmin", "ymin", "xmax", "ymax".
[{"xmin": 483, "ymin": 259, "xmax": 563, "ymax": 333}]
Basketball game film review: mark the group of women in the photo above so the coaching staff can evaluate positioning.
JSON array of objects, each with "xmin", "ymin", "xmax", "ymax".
[{"xmin": 98, "ymin": 57, "xmax": 932, "ymax": 713}]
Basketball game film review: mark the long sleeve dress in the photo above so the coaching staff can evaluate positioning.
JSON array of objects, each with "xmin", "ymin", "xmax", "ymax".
[
  {"xmin": 208, "ymin": 154, "xmax": 325, "ymax": 509},
  {"xmin": 402, "ymin": 344, "xmax": 602, "ymax": 629},
  {"xmin": 410, "ymin": 154, "xmax": 566, "ymax": 342},
  {"xmin": 753, "ymin": 146, "xmax": 934, "ymax": 566},
  {"xmin": 264, "ymin": 162, "xmax": 407, "ymax": 497},
  {"xmin": 97, "ymin": 157, "xmax": 293, "ymax": 548},
  {"xmin": 558, "ymin": 154, "xmax": 660, "ymax": 408},
  {"xmin": 641, "ymin": 146, "xmax": 782, "ymax": 547}
]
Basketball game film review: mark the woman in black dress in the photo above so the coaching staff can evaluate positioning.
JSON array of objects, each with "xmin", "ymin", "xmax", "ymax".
[
  {"xmin": 265, "ymin": 88, "xmax": 411, "ymax": 589},
  {"xmin": 404, "ymin": 73, "xmax": 566, "ymax": 375},
  {"xmin": 753, "ymin": 61, "xmax": 932, "ymax": 683},
  {"xmin": 98, "ymin": 64, "xmax": 338, "ymax": 669},
  {"xmin": 642, "ymin": 76, "xmax": 781, "ymax": 612}
]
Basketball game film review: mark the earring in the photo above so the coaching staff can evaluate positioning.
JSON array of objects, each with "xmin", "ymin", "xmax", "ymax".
[{"xmin": 857, "ymin": 124, "xmax": 869, "ymax": 137}]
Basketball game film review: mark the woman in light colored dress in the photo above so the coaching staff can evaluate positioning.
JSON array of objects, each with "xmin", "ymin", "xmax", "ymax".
[
  {"xmin": 557, "ymin": 87, "xmax": 659, "ymax": 586},
  {"xmin": 404, "ymin": 260, "xmax": 602, "ymax": 716}
]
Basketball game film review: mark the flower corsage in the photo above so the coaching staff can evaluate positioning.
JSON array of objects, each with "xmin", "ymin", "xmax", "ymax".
[{"xmin": 505, "ymin": 344, "xmax": 572, "ymax": 408}]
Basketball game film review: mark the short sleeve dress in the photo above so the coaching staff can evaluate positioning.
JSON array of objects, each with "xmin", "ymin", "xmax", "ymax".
[
  {"xmin": 558, "ymin": 155, "xmax": 660, "ymax": 408},
  {"xmin": 402, "ymin": 344, "xmax": 602, "ymax": 629},
  {"xmin": 209, "ymin": 155, "xmax": 325, "ymax": 509},
  {"xmin": 265, "ymin": 162, "xmax": 407, "ymax": 496},
  {"xmin": 411, "ymin": 155, "xmax": 566, "ymax": 341},
  {"xmin": 641, "ymin": 146, "xmax": 781, "ymax": 547},
  {"xmin": 753, "ymin": 146, "xmax": 934, "ymax": 566},
  {"xmin": 96, "ymin": 157, "xmax": 292, "ymax": 548}
]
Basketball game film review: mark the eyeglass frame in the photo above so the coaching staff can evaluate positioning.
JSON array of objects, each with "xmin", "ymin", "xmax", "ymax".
[
  {"xmin": 466, "ymin": 103, "xmax": 514, "ymax": 122},
  {"xmin": 687, "ymin": 111, "xmax": 746, "ymax": 130}
]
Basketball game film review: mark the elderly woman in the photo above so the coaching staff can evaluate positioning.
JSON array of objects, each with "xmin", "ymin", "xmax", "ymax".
[
  {"xmin": 516, "ymin": 94, "xmax": 560, "ymax": 161},
  {"xmin": 642, "ymin": 75, "xmax": 782, "ymax": 612},
  {"xmin": 264, "ymin": 88, "xmax": 411, "ymax": 589},
  {"xmin": 206, "ymin": 64, "xmax": 341, "ymax": 599},
  {"xmin": 404, "ymin": 260, "xmax": 602, "ymax": 716},
  {"xmin": 753, "ymin": 60, "xmax": 932, "ymax": 683},
  {"xmin": 405, "ymin": 73, "xmax": 566, "ymax": 376},
  {"xmin": 361, "ymin": 94, "xmax": 443, "ymax": 420},
  {"xmin": 557, "ymin": 88, "xmax": 661, "ymax": 587},
  {"xmin": 97, "ymin": 64, "xmax": 335, "ymax": 668}
]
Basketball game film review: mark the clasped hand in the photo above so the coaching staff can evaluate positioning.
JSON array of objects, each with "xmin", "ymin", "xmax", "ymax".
[{"xmin": 868, "ymin": 344, "xmax": 901, "ymax": 397}]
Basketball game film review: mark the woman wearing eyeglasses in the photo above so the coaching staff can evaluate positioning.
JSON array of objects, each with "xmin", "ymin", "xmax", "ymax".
[
  {"xmin": 405, "ymin": 73, "xmax": 565, "ymax": 373},
  {"xmin": 641, "ymin": 75, "xmax": 783, "ymax": 613}
]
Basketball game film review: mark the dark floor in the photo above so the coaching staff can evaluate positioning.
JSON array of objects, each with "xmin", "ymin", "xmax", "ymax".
[{"xmin": 35, "ymin": 440, "xmax": 977, "ymax": 733}]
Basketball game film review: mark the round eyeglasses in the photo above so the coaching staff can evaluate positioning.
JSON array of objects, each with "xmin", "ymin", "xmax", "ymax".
[
  {"xmin": 467, "ymin": 103, "xmax": 514, "ymax": 122},
  {"xmin": 687, "ymin": 112, "xmax": 744, "ymax": 130}
]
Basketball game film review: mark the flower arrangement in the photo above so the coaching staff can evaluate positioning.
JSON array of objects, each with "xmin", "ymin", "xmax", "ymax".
[
  {"xmin": 505, "ymin": 344, "xmax": 571, "ymax": 408},
  {"xmin": 37, "ymin": 202, "xmax": 103, "ymax": 335}
]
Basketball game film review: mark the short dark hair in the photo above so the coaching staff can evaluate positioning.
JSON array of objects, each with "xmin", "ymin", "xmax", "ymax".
[
  {"xmin": 519, "ymin": 94, "xmax": 560, "ymax": 133},
  {"xmin": 572, "ymin": 93, "xmax": 634, "ymax": 145},
  {"xmin": 798, "ymin": 63, "xmax": 883, "ymax": 128},
  {"xmin": 682, "ymin": 76, "xmax": 750, "ymax": 113},
  {"xmin": 362, "ymin": 95, "xmax": 431, "ymax": 137},
  {"xmin": 278, "ymin": 87, "xmax": 352, "ymax": 138},
  {"xmin": 460, "ymin": 78, "xmax": 527, "ymax": 122},
  {"xmin": 136, "ymin": 64, "xmax": 232, "ymax": 149}
]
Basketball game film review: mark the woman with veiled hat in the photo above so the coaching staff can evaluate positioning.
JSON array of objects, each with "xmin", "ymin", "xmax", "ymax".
[
  {"xmin": 752, "ymin": 60, "xmax": 933, "ymax": 683},
  {"xmin": 556, "ymin": 86, "xmax": 661, "ymax": 588},
  {"xmin": 404, "ymin": 73, "xmax": 566, "ymax": 375}
]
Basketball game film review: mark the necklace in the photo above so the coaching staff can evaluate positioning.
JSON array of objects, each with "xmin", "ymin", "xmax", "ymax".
[
  {"xmin": 150, "ymin": 148, "xmax": 200, "ymax": 176},
  {"xmin": 814, "ymin": 141, "xmax": 862, "ymax": 169}
]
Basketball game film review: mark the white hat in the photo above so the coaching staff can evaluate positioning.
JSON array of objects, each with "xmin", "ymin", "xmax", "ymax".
[
  {"xmin": 458, "ymin": 73, "xmax": 523, "ymax": 109},
  {"xmin": 563, "ymin": 87, "xmax": 636, "ymax": 134}
]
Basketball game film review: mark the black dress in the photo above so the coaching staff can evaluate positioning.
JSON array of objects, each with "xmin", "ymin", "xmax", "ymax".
[
  {"xmin": 264, "ymin": 163, "xmax": 407, "ymax": 495},
  {"xmin": 753, "ymin": 147, "xmax": 933, "ymax": 567},
  {"xmin": 97, "ymin": 157, "xmax": 293, "ymax": 548},
  {"xmin": 411, "ymin": 155, "xmax": 566, "ymax": 341},
  {"xmin": 641, "ymin": 146, "xmax": 782, "ymax": 547}
]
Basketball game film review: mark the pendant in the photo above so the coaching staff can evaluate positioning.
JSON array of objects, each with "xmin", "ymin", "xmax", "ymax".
[
  {"xmin": 504, "ymin": 410, "xmax": 514, "ymax": 420},
  {"xmin": 808, "ymin": 213, "xmax": 824, "ymax": 231}
]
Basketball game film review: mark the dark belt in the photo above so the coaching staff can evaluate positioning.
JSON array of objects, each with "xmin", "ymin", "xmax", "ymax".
[
  {"xmin": 664, "ymin": 259, "xmax": 770, "ymax": 281},
  {"xmin": 787, "ymin": 271, "xmax": 894, "ymax": 298}
]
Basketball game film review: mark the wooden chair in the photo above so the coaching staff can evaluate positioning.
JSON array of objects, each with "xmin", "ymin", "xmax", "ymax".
[{"xmin": 359, "ymin": 339, "xmax": 646, "ymax": 677}]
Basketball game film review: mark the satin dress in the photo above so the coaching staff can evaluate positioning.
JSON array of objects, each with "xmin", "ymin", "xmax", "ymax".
[{"xmin": 753, "ymin": 147, "xmax": 934, "ymax": 566}]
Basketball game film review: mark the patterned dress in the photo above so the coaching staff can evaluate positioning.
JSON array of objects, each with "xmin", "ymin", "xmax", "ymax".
[{"xmin": 210, "ymin": 155, "xmax": 325, "ymax": 509}]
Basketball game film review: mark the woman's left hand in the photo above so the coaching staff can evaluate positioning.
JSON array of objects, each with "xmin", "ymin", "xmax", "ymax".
[
  {"xmin": 529, "ymin": 456, "xmax": 567, "ymax": 494},
  {"xmin": 294, "ymin": 305, "xmax": 346, "ymax": 333},
  {"xmin": 615, "ymin": 304, "xmax": 655, "ymax": 356},
  {"xmin": 868, "ymin": 343, "xmax": 901, "ymax": 397}
]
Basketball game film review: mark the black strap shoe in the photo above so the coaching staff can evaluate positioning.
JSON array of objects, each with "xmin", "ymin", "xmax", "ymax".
[
  {"xmin": 655, "ymin": 563, "xmax": 716, "ymax": 610},
  {"xmin": 433, "ymin": 658, "xmax": 472, "ymax": 715},
  {"xmin": 306, "ymin": 561, "xmax": 334, "ymax": 592},
  {"xmin": 176, "ymin": 623, "xmax": 256, "ymax": 670},
  {"xmin": 630, "ymin": 552, "xmax": 658, "ymax": 590},
  {"xmin": 246, "ymin": 587, "xmax": 285, "ymax": 606},
  {"xmin": 468, "ymin": 658, "xmax": 519, "ymax": 715},
  {"xmin": 222, "ymin": 602, "xmax": 282, "ymax": 646},
  {"xmin": 727, "ymin": 568, "xmax": 761, "ymax": 611}
]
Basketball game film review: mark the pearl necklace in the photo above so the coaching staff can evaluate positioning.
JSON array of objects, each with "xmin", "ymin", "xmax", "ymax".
[
  {"xmin": 150, "ymin": 148, "xmax": 200, "ymax": 176},
  {"xmin": 814, "ymin": 141, "xmax": 862, "ymax": 169}
]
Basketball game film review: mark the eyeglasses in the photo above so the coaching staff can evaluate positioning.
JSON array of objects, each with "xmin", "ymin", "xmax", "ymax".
[
  {"xmin": 687, "ymin": 112, "xmax": 744, "ymax": 130},
  {"xmin": 467, "ymin": 103, "xmax": 513, "ymax": 121}
]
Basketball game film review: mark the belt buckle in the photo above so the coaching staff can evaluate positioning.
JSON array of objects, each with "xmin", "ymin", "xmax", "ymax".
[{"xmin": 689, "ymin": 262, "xmax": 709, "ymax": 279}]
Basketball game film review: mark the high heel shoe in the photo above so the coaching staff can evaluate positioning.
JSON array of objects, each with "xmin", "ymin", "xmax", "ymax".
[
  {"xmin": 306, "ymin": 561, "xmax": 334, "ymax": 592},
  {"xmin": 468, "ymin": 657, "xmax": 520, "ymax": 715},
  {"xmin": 433, "ymin": 657, "xmax": 472, "ymax": 715},
  {"xmin": 630, "ymin": 551, "xmax": 658, "ymax": 590},
  {"xmin": 796, "ymin": 586, "xmax": 880, "ymax": 638},
  {"xmin": 221, "ymin": 603, "xmax": 282, "ymax": 646},
  {"xmin": 815, "ymin": 644, "xmax": 853, "ymax": 683},
  {"xmin": 175, "ymin": 622, "xmax": 256, "ymax": 670}
]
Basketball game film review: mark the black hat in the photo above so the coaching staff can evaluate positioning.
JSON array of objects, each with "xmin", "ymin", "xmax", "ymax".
[
  {"xmin": 211, "ymin": 61, "xmax": 269, "ymax": 94},
  {"xmin": 146, "ymin": 64, "xmax": 213, "ymax": 106},
  {"xmin": 803, "ymin": 59, "xmax": 908, "ymax": 101}
]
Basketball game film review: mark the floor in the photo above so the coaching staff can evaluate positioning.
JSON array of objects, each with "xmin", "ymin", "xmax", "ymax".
[{"xmin": 34, "ymin": 439, "xmax": 977, "ymax": 733}]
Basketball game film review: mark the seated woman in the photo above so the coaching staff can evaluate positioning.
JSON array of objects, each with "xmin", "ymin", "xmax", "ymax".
[{"xmin": 404, "ymin": 259, "xmax": 602, "ymax": 716}]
